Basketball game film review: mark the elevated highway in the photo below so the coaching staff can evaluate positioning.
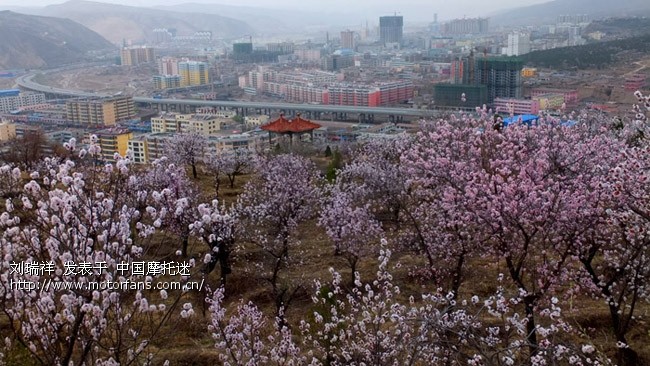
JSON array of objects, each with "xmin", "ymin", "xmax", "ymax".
[{"xmin": 16, "ymin": 70, "xmax": 446, "ymax": 122}]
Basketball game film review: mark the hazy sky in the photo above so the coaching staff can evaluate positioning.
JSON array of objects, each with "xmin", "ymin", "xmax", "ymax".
[{"xmin": 4, "ymin": 0, "xmax": 552, "ymax": 20}]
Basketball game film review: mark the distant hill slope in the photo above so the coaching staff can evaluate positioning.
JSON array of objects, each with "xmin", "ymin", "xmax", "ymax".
[
  {"xmin": 156, "ymin": 3, "xmax": 361, "ymax": 35},
  {"xmin": 583, "ymin": 18, "xmax": 650, "ymax": 39},
  {"xmin": 30, "ymin": 0, "xmax": 254, "ymax": 44},
  {"xmin": 0, "ymin": 10, "xmax": 114, "ymax": 70},
  {"xmin": 521, "ymin": 34, "xmax": 650, "ymax": 69},
  {"xmin": 492, "ymin": 0, "xmax": 650, "ymax": 26}
]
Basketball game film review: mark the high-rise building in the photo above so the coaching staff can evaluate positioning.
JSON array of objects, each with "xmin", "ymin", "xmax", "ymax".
[
  {"xmin": 153, "ymin": 75, "xmax": 182, "ymax": 90},
  {"xmin": 120, "ymin": 46, "xmax": 155, "ymax": 66},
  {"xmin": 158, "ymin": 57, "xmax": 180, "ymax": 75},
  {"xmin": 267, "ymin": 42, "xmax": 294, "ymax": 53},
  {"xmin": 340, "ymin": 30, "xmax": 355, "ymax": 49},
  {"xmin": 178, "ymin": 61, "xmax": 210, "ymax": 87},
  {"xmin": 379, "ymin": 16, "xmax": 403, "ymax": 45},
  {"xmin": 66, "ymin": 96, "xmax": 136, "ymax": 126},
  {"xmin": 233, "ymin": 43, "xmax": 253, "ymax": 55},
  {"xmin": 505, "ymin": 32, "xmax": 531, "ymax": 56},
  {"xmin": 441, "ymin": 18, "xmax": 489, "ymax": 35},
  {"xmin": 152, "ymin": 28, "xmax": 172, "ymax": 44},
  {"xmin": 472, "ymin": 56, "xmax": 524, "ymax": 104}
]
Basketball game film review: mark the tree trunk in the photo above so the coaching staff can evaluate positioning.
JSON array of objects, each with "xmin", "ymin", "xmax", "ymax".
[
  {"xmin": 523, "ymin": 295, "xmax": 539, "ymax": 360},
  {"xmin": 192, "ymin": 163, "xmax": 198, "ymax": 179},
  {"xmin": 214, "ymin": 176, "xmax": 221, "ymax": 198},
  {"xmin": 228, "ymin": 174, "xmax": 236, "ymax": 188},
  {"xmin": 609, "ymin": 303, "xmax": 639, "ymax": 366},
  {"xmin": 182, "ymin": 235, "xmax": 189, "ymax": 257},
  {"xmin": 218, "ymin": 242, "xmax": 232, "ymax": 287},
  {"xmin": 450, "ymin": 252, "xmax": 465, "ymax": 299}
]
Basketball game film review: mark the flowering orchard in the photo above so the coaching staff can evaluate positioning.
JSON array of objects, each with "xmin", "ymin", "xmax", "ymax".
[{"xmin": 1, "ymin": 92, "xmax": 650, "ymax": 365}]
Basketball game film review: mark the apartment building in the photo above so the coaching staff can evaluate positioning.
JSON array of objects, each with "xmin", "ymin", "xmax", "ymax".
[
  {"xmin": 179, "ymin": 61, "xmax": 210, "ymax": 87},
  {"xmin": 66, "ymin": 96, "xmax": 136, "ymax": 126},
  {"xmin": 151, "ymin": 112, "xmax": 228, "ymax": 135},
  {"xmin": 96, "ymin": 129, "xmax": 133, "ymax": 161},
  {"xmin": 120, "ymin": 46, "xmax": 155, "ymax": 66},
  {"xmin": 0, "ymin": 90, "xmax": 47, "ymax": 114},
  {"xmin": 493, "ymin": 98, "xmax": 540, "ymax": 115}
]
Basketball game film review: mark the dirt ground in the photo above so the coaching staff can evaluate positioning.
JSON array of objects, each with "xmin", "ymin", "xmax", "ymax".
[{"xmin": 35, "ymin": 64, "xmax": 157, "ymax": 96}]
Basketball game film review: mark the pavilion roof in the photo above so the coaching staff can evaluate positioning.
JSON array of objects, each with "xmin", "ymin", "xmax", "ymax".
[{"xmin": 261, "ymin": 114, "xmax": 321, "ymax": 134}]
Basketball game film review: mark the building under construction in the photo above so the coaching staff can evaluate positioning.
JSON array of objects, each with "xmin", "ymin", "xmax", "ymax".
[
  {"xmin": 442, "ymin": 53, "xmax": 523, "ymax": 106},
  {"xmin": 434, "ymin": 84, "xmax": 487, "ymax": 109},
  {"xmin": 473, "ymin": 57, "xmax": 524, "ymax": 104}
]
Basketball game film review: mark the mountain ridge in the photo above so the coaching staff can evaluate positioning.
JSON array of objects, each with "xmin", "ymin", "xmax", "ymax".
[
  {"xmin": 0, "ymin": 10, "xmax": 114, "ymax": 70},
  {"xmin": 491, "ymin": 0, "xmax": 650, "ymax": 26},
  {"xmin": 5, "ymin": 0, "xmax": 254, "ymax": 44}
]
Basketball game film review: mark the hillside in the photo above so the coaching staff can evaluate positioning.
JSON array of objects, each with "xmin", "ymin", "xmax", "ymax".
[
  {"xmin": 0, "ymin": 10, "xmax": 114, "ymax": 70},
  {"xmin": 156, "ymin": 3, "xmax": 363, "ymax": 36},
  {"xmin": 491, "ymin": 0, "xmax": 650, "ymax": 26},
  {"xmin": 583, "ymin": 17, "xmax": 650, "ymax": 40},
  {"xmin": 521, "ymin": 34, "xmax": 650, "ymax": 69},
  {"xmin": 24, "ymin": 0, "xmax": 254, "ymax": 44}
]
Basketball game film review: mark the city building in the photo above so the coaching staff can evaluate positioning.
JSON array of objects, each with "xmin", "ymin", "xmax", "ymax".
[
  {"xmin": 233, "ymin": 42, "xmax": 253, "ymax": 55},
  {"xmin": 321, "ymin": 53, "xmax": 355, "ymax": 71},
  {"xmin": 152, "ymin": 28, "xmax": 173, "ymax": 44},
  {"xmin": 285, "ymin": 84, "xmax": 329, "ymax": 104},
  {"xmin": 532, "ymin": 93, "xmax": 565, "ymax": 110},
  {"xmin": 66, "ymin": 96, "xmax": 136, "ymax": 126},
  {"xmin": 244, "ymin": 115, "xmax": 270, "ymax": 128},
  {"xmin": 293, "ymin": 49, "xmax": 322, "ymax": 63},
  {"xmin": 178, "ymin": 61, "xmax": 210, "ymax": 87},
  {"xmin": 522, "ymin": 67, "xmax": 537, "ymax": 78},
  {"xmin": 0, "ymin": 120, "xmax": 16, "ymax": 141},
  {"xmin": 267, "ymin": 42, "xmax": 294, "ymax": 54},
  {"xmin": 340, "ymin": 30, "xmax": 355, "ymax": 50},
  {"xmin": 158, "ymin": 57, "xmax": 180, "ymax": 75},
  {"xmin": 0, "ymin": 90, "xmax": 47, "ymax": 114},
  {"xmin": 150, "ymin": 112, "xmax": 228, "ymax": 135},
  {"xmin": 473, "ymin": 56, "xmax": 524, "ymax": 104},
  {"xmin": 328, "ymin": 81, "xmax": 413, "ymax": 107},
  {"xmin": 493, "ymin": 98, "xmax": 540, "ymax": 115},
  {"xmin": 153, "ymin": 75, "xmax": 182, "ymax": 90},
  {"xmin": 379, "ymin": 15, "xmax": 404, "ymax": 45},
  {"xmin": 434, "ymin": 84, "xmax": 488, "ymax": 108},
  {"xmin": 120, "ymin": 46, "xmax": 155, "ymax": 66},
  {"xmin": 530, "ymin": 88, "xmax": 579, "ymax": 105},
  {"xmin": 96, "ymin": 129, "xmax": 133, "ymax": 161},
  {"xmin": 441, "ymin": 18, "xmax": 489, "ymax": 36},
  {"xmin": 505, "ymin": 32, "xmax": 531, "ymax": 56},
  {"xmin": 128, "ymin": 131, "xmax": 265, "ymax": 164}
]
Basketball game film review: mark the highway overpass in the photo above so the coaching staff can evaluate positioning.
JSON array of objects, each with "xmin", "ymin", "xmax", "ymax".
[{"xmin": 16, "ymin": 71, "xmax": 446, "ymax": 122}]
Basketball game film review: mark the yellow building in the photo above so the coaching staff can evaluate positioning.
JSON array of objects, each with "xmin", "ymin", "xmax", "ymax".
[
  {"xmin": 96, "ymin": 129, "xmax": 133, "ymax": 161},
  {"xmin": 121, "ymin": 47, "xmax": 156, "ymax": 66},
  {"xmin": 66, "ymin": 96, "xmax": 136, "ymax": 126},
  {"xmin": 522, "ymin": 67, "xmax": 537, "ymax": 78},
  {"xmin": 151, "ymin": 112, "xmax": 227, "ymax": 135},
  {"xmin": 0, "ymin": 120, "xmax": 17, "ymax": 141},
  {"xmin": 244, "ymin": 114, "xmax": 270, "ymax": 128},
  {"xmin": 533, "ymin": 93, "xmax": 565, "ymax": 110},
  {"xmin": 179, "ymin": 61, "xmax": 209, "ymax": 87},
  {"xmin": 153, "ymin": 75, "xmax": 181, "ymax": 90}
]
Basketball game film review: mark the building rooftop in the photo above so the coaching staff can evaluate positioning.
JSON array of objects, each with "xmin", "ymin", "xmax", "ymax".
[{"xmin": 261, "ymin": 114, "xmax": 321, "ymax": 134}]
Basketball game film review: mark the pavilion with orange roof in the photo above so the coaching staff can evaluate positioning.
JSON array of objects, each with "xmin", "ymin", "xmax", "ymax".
[{"xmin": 260, "ymin": 113, "xmax": 322, "ymax": 145}]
